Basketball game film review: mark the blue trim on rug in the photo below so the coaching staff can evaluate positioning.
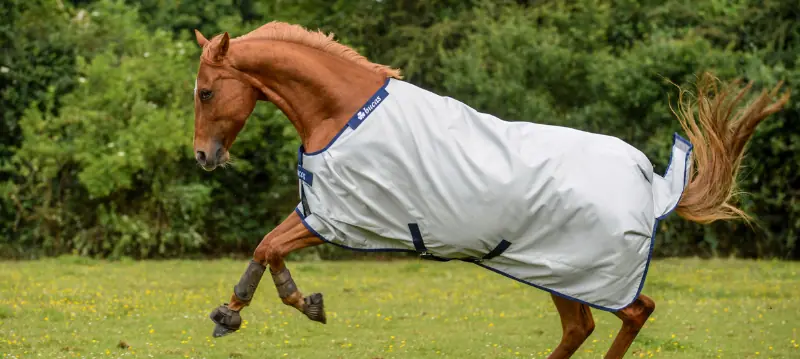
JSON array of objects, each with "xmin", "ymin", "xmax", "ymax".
[
  {"xmin": 300, "ymin": 78, "xmax": 392, "ymax": 157},
  {"xmin": 348, "ymin": 85, "xmax": 390, "ymax": 130},
  {"xmin": 297, "ymin": 210, "xmax": 646, "ymax": 312},
  {"xmin": 657, "ymin": 133, "xmax": 694, "ymax": 221},
  {"xmin": 295, "ymin": 208, "xmax": 418, "ymax": 254},
  {"xmin": 475, "ymin": 133, "xmax": 692, "ymax": 312},
  {"xmin": 475, "ymin": 219, "xmax": 660, "ymax": 312},
  {"xmin": 293, "ymin": 133, "xmax": 693, "ymax": 313}
]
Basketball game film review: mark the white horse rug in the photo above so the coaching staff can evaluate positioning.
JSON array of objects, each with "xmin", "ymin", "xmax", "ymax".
[{"xmin": 294, "ymin": 78, "xmax": 692, "ymax": 311}]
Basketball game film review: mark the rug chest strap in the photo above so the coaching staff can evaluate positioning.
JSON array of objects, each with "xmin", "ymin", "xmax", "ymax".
[
  {"xmin": 300, "ymin": 185, "xmax": 311, "ymax": 216},
  {"xmin": 297, "ymin": 147, "xmax": 314, "ymax": 216}
]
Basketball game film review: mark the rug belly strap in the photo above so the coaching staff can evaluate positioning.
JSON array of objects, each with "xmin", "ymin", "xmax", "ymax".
[
  {"xmin": 271, "ymin": 266, "xmax": 298, "ymax": 299},
  {"xmin": 408, "ymin": 223, "xmax": 512, "ymax": 263},
  {"xmin": 233, "ymin": 260, "xmax": 267, "ymax": 303}
]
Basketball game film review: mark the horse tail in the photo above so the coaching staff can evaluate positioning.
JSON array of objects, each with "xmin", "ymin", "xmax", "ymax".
[{"xmin": 671, "ymin": 72, "xmax": 790, "ymax": 224}]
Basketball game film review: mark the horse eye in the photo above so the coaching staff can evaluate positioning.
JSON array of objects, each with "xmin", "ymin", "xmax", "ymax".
[{"xmin": 199, "ymin": 89, "xmax": 213, "ymax": 101}]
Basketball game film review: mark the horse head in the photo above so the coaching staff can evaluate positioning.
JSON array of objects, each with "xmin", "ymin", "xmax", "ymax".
[{"xmin": 191, "ymin": 30, "xmax": 261, "ymax": 171}]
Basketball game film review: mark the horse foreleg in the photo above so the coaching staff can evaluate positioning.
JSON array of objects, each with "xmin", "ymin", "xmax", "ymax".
[
  {"xmin": 209, "ymin": 211, "xmax": 323, "ymax": 337},
  {"xmin": 256, "ymin": 216, "xmax": 326, "ymax": 324},
  {"xmin": 603, "ymin": 294, "xmax": 655, "ymax": 359},
  {"xmin": 547, "ymin": 294, "xmax": 596, "ymax": 359}
]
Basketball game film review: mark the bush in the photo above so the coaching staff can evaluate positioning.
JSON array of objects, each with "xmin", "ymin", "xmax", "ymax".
[{"xmin": 1, "ymin": 0, "xmax": 797, "ymax": 259}]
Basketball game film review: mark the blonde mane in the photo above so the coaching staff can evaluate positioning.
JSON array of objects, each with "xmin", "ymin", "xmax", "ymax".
[{"xmin": 226, "ymin": 21, "xmax": 402, "ymax": 79}]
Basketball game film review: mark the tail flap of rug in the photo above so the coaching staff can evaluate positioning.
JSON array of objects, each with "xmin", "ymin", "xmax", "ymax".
[{"xmin": 652, "ymin": 133, "xmax": 693, "ymax": 219}]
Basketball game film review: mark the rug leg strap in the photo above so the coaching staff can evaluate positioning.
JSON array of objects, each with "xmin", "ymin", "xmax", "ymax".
[{"xmin": 233, "ymin": 260, "xmax": 267, "ymax": 304}]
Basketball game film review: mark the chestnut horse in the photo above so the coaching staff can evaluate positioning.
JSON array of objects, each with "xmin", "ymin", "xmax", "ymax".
[{"xmin": 192, "ymin": 22, "xmax": 789, "ymax": 358}]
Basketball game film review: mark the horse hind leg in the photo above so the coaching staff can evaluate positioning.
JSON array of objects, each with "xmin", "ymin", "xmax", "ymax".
[
  {"xmin": 603, "ymin": 294, "xmax": 655, "ymax": 359},
  {"xmin": 547, "ymin": 294, "xmax": 596, "ymax": 359}
]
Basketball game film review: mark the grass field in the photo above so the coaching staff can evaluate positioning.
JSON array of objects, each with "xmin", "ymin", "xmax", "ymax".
[{"xmin": 0, "ymin": 257, "xmax": 798, "ymax": 359}]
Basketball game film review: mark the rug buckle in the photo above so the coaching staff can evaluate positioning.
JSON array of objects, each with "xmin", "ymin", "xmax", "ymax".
[{"xmin": 419, "ymin": 251, "xmax": 452, "ymax": 262}]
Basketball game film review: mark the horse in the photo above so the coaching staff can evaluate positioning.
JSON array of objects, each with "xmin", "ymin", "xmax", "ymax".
[{"xmin": 191, "ymin": 21, "xmax": 789, "ymax": 359}]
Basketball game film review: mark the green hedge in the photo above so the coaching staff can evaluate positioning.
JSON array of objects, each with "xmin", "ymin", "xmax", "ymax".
[{"xmin": 1, "ymin": 0, "xmax": 797, "ymax": 259}]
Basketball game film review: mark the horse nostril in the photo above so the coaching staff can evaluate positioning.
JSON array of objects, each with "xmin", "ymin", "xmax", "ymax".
[
  {"xmin": 196, "ymin": 150, "xmax": 207, "ymax": 164},
  {"xmin": 215, "ymin": 146, "xmax": 224, "ymax": 160}
]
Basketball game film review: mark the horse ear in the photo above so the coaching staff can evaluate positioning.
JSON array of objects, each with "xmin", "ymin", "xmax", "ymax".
[
  {"xmin": 211, "ymin": 32, "xmax": 230, "ymax": 62},
  {"xmin": 194, "ymin": 29, "xmax": 208, "ymax": 47}
]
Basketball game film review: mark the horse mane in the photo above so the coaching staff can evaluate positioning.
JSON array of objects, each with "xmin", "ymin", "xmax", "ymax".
[{"xmin": 226, "ymin": 21, "xmax": 402, "ymax": 79}]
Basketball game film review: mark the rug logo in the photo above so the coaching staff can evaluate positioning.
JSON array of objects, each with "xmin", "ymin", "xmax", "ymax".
[
  {"xmin": 297, "ymin": 164, "xmax": 314, "ymax": 186},
  {"xmin": 349, "ymin": 91, "xmax": 386, "ymax": 129},
  {"xmin": 360, "ymin": 95, "xmax": 382, "ymax": 119}
]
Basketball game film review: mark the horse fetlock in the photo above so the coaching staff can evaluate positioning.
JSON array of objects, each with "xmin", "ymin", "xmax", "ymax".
[
  {"xmin": 280, "ymin": 290, "xmax": 305, "ymax": 308},
  {"xmin": 302, "ymin": 292, "xmax": 326, "ymax": 324},
  {"xmin": 209, "ymin": 304, "xmax": 242, "ymax": 338}
]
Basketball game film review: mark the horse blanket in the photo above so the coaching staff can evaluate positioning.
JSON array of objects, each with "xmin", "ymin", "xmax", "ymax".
[{"xmin": 294, "ymin": 78, "xmax": 692, "ymax": 311}]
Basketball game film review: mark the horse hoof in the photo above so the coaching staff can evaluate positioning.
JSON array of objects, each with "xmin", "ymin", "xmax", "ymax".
[
  {"xmin": 212, "ymin": 323, "xmax": 238, "ymax": 338},
  {"xmin": 209, "ymin": 304, "xmax": 242, "ymax": 337},
  {"xmin": 304, "ymin": 293, "xmax": 326, "ymax": 324}
]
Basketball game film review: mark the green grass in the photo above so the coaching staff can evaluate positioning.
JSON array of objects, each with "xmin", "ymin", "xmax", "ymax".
[{"xmin": 0, "ymin": 257, "xmax": 798, "ymax": 359}]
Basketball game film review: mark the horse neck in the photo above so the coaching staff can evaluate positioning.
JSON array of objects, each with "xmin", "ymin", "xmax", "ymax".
[{"xmin": 227, "ymin": 39, "xmax": 387, "ymax": 153}]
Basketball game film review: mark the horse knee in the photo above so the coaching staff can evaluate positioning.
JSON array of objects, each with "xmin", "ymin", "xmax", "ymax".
[
  {"xmin": 617, "ymin": 295, "xmax": 655, "ymax": 328},
  {"xmin": 253, "ymin": 241, "xmax": 284, "ymax": 266},
  {"xmin": 253, "ymin": 243, "xmax": 270, "ymax": 263},
  {"xmin": 585, "ymin": 316, "xmax": 596, "ymax": 336},
  {"xmin": 640, "ymin": 295, "xmax": 656, "ymax": 313},
  {"xmin": 564, "ymin": 321, "xmax": 593, "ymax": 341},
  {"xmin": 564, "ymin": 307, "xmax": 594, "ymax": 342}
]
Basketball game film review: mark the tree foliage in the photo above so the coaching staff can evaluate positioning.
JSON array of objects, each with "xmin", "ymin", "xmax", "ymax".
[{"xmin": 1, "ymin": 0, "xmax": 798, "ymax": 259}]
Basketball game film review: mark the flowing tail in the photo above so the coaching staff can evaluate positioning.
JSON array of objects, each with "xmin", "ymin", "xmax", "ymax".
[{"xmin": 671, "ymin": 72, "xmax": 790, "ymax": 224}]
